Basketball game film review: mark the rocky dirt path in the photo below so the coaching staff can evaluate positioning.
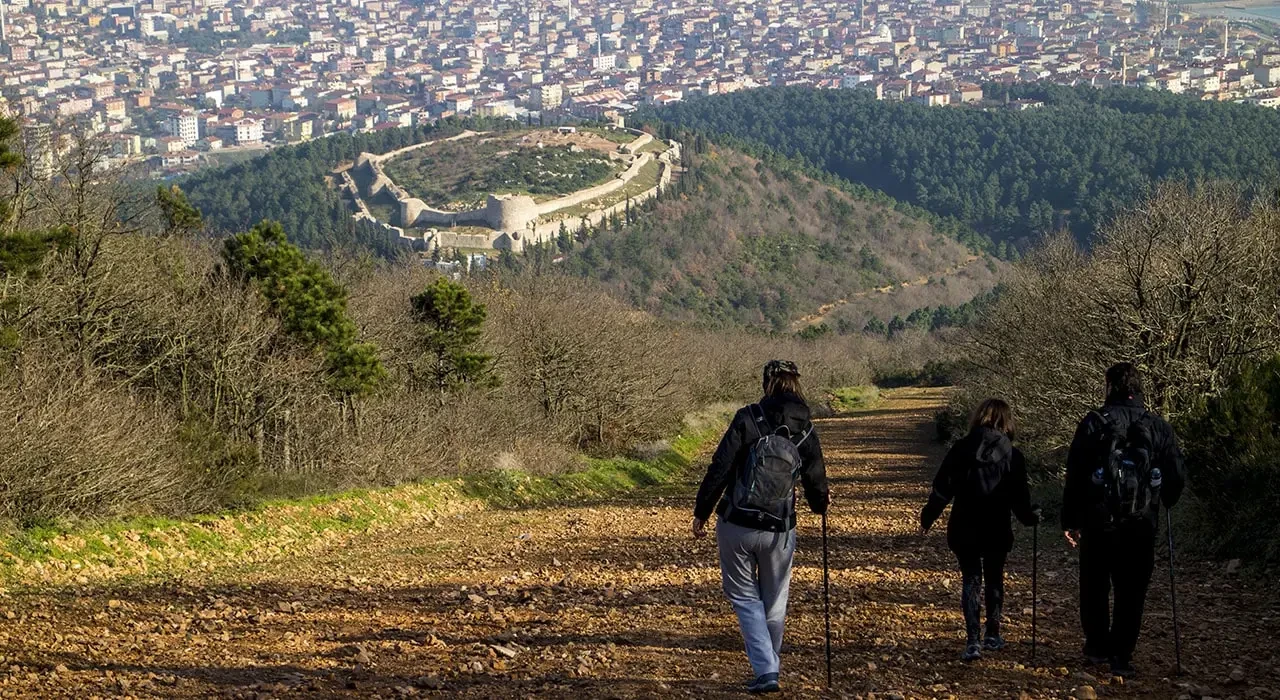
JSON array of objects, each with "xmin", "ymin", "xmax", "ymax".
[{"xmin": 2, "ymin": 388, "xmax": 1278, "ymax": 699}]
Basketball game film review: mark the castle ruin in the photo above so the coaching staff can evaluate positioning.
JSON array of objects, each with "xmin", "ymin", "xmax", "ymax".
[{"xmin": 340, "ymin": 128, "xmax": 680, "ymax": 254}]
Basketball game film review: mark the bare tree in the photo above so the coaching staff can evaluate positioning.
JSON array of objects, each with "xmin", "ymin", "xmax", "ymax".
[{"xmin": 961, "ymin": 182, "xmax": 1280, "ymax": 461}]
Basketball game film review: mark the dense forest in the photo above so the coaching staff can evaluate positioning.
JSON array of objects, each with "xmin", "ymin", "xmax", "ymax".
[
  {"xmin": 558, "ymin": 144, "xmax": 1001, "ymax": 330},
  {"xmin": 652, "ymin": 85, "xmax": 1280, "ymax": 245}
]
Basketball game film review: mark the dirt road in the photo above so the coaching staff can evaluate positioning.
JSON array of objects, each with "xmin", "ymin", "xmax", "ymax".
[{"xmin": 2, "ymin": 388, "xmax": 1277, "ymax": 698}]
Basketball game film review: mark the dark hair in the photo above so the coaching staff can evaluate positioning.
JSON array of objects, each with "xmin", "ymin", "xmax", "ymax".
[
  {"xmin": 763, "ymin": 369, "xmax": 806, "ymax": 403},
  {"xmin": 969, "ymin": 398, "xmax": 1015, "ymax": 438},
  {"xmin": 1105, "ymin": 362, "xmax": 1143, "ymax": 399}
]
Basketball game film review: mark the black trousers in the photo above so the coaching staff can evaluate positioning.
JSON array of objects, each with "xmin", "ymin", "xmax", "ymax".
[
  {"xmin": 1079, "ymin": 521, "xmax": 1156, "ymax": 663},
  {"xmin": 955, "ymin": 549, "xmax": 1007, "ymax": 644}
]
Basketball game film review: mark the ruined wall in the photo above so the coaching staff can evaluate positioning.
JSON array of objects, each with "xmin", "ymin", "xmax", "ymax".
[
  {"xmin": 352, "ymin": 214, "xmax": 428, "ymax": 252},
  {"xmin": 532, "ymin": 153, "xmax": 652, "ymax": 217},
  {"xmin": 621, "ymin": 132, "xmax": 654, "ymax": 155},
  {"xmin": 346, "ymin": 131, "xmax": 681, "ymax": 255},
  {"xmin": 432, "ymin": 229, "xmax": 500, "ymax": 250},
  {"xmin": 354, "ymin": 131, "xmax": 488, "ymax": 228},
  {"xmin": 560, "ymin": 159, "xmax": 673, "ymax": 237}
]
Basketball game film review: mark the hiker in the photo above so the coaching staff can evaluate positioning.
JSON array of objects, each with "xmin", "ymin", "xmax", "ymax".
[
  {"xmin": 691, "ymin": 360, "xmax": 830, "ymax": 695},
  {"xmin": 1062, "ymin": 362, "xmax": 1185, "ymax": 678},
  {"xmin": 920, "ymin": 398, "xmax": 1041, "ymax": 661}
]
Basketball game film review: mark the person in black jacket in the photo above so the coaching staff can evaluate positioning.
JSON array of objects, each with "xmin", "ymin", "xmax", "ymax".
[
  {"xmin": 692, "ymin": 360, "xmax": 829, "ymax": 695},
  {"xmin": 921, "ymin": 398, "xmax": 1040, "ymax": 662},
  {"xmin": 1062, "ymin": 362, "xmax": 1185, "ymax": 679}
]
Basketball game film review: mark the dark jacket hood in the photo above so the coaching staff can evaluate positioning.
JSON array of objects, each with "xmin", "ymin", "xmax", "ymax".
[
  {"xmin": 973, "ymin": 427, "xmax": 1012, "ymax": 466},
  {"xmin": 1105, "ymin": 392, "xmax": 1146, "ymax": 410},
  {"xmin": 757, "ymin": 391, "xmax": 812, "ymax": 438}
]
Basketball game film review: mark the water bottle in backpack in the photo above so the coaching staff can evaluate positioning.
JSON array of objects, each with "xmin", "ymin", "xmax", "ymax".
[
  {"xmin": 728, "ymin": 404, "xmax": 807, "ymax": 524},
  {"xmin": 1095, "ymin": 411, "xmax": 1159, "ymax": 521}
]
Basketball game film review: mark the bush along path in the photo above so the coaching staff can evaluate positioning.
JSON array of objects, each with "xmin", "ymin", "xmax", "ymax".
[{"xmin": 1, "ymin": 388, "xmax": 1278, "ymax": 699}]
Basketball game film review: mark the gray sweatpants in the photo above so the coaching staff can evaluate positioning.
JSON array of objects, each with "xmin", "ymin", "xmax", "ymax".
[{"xmin": 716, "ymin": 517, "xmax": 797, "ymax": 677}]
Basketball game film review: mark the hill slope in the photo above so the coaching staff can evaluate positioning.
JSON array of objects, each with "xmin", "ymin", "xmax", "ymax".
[
  {"xmin": 563, "ymin": 145, "xmax": 1002, "ymax": 331},
  {"xmin": 655, "ymin": 85, "xmax": 1280, "ymax": 245}
]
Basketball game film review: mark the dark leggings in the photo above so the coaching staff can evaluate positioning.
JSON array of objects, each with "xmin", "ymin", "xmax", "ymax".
[{"xmin": 955, "ymin": 550, "xmax": 1007, "ymax": 644}]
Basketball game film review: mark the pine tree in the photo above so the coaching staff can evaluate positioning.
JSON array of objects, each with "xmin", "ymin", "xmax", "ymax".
[
  {"xmin": 888, "ymin": 315, "xmax": 907, "ymax": 338},
  {"xmin": 0, "ymin": 118, "xmax": 24, "ymax": 228},
  {"xmin": 557, "ymin": 220, "xmax": 573, "ymax": 252},
  {"xmin": 156, "ymin": 184, "xmax": 204, "ymax": 238},
  {"xmin": 409, "ymin": 277, "xmax": 496, "ymax": 396},
  {"xmin": 222, "ymin": 220, "xmax": 384, "ymax": 397}
]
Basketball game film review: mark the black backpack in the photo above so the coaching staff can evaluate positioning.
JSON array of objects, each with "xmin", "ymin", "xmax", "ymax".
[
  {"xmin": 728, "ymin": 405, "xmax": 808, "ymax": 525},
  {"xmin": 1094, "ymin": 411, "xmax": 1159, "ymax": 521}
]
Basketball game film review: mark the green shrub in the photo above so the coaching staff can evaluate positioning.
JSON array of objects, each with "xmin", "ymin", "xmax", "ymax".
[
  {"xmin": 829, "ymin": 386, "xmax": 880, "ymax": 413},
  {"xmin": 1180, "ymin": 355, "xmax": 1280, "ymax": 562}
]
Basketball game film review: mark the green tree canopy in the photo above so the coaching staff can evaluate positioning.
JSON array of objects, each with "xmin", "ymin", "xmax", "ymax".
[
  {"xmin": 222, "ymin": 220, "xmax": 384, "ymax": 396},
  {"xmin": 408, "ymin": 277, "xmax": 496, "ymax": 395},
  {"xmin": 653, "ymin": 85, "xmax": 1280, "ymax": 246},
  {"xmin": 156, "ymin": 184, "xmax": 204, "ymax": 238}
]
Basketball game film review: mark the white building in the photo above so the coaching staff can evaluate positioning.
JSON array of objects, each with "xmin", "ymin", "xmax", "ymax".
[
  {"xmin": 23, "ymin": 121, "xmax": 53, "ymax": 181},
  {"xmin": 218, "ymin": 118, "xmax": 264, "ymax": 145},
  {"xmin": 1256, "ymin": 64, "xmax": 1280, "ymax": 85},
  {"xmin": 531, "ymin": 83, "xmax": 563, "ymax": 110},
  {"xmin": 166, "ymin": 111, "xmax": 199, "ymax": 147}
]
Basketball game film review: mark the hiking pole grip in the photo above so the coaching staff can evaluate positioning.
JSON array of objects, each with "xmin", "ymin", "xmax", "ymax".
[
  {"xmin": 1032, "ymin": 521, "xmax": 1038, "ymax": 663},
  {"xmin": 1166, "ymin": 506, "xmax": 1182, "ymax": 676},
  {"xmin": 822, "ymin": 512, "xmax": 832, "ymax": 689}
]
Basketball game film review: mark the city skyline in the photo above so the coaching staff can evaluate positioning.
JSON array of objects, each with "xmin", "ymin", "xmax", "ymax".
[{"xmin": 2, "ymin": 0, "xmax": 1279, "ymax": 174}]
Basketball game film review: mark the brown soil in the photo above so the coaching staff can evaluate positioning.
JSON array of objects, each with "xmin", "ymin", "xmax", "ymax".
[{"xmin": 1, "ymin": 388, "xmax": 1277, "ymax": 699}]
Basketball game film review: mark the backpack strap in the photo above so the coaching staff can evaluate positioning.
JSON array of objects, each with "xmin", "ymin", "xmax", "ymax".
[
  {"xmin": 794, "ymin": 422, "xmax": 813, "ymax": 447},
  {"xmin": 750, "ymin": 404, "xmax": 813, "ymax": 446},
  {"xmin": 747, "ymin": 404, "xmax": 771, "ymax": 441}
]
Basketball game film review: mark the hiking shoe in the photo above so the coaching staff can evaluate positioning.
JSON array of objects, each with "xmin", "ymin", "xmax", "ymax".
[
  {"xmin": 962, "ymin": 644, "xmax": 982, "ymax": 662},
  {"xmin": 1110, "ymin": 659, "xmax": 1138, "ymax": 679},
  {"xmin": 983, "ymin": 635, "xmax": 1006, "ymax": 651},
  {"xmin": 747, "ymin": 673, "xmax": 781, "ymax": 694},
  {"xmin": 1082, "ymin": 644, "xmax": 1109, "ymax": 666}
]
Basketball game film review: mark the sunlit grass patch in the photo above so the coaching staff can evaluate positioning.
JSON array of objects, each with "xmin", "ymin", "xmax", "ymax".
[{"xmin": 830, "ymin": 386, "xmax": 881, "ymax": 413}]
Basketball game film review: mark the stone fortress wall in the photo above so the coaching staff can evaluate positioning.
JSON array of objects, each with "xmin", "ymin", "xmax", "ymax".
[{"xmin": 340, "ymin": 127, "xmax": 681, "ymax": 254}]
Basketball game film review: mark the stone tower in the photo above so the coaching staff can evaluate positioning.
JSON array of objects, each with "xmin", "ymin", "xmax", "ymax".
[{"xmin": 484, "ymin": 194, "xmax": 538, "ymax": 232}]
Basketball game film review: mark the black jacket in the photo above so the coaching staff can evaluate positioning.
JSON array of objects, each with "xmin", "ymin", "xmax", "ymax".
[
  {"xmin": 920, "ymin": 427, "xmax": 1039, "ymax": 553},
  {"xmin": 1062, "ymin": 393, "xmax": 1186, "ymax": 533},
  {"xmin": 693, "ymin": 392, "xmax": 828, "ymax": 532}
]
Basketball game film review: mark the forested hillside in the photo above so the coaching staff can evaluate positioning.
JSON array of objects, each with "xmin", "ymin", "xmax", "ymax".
[
  {"xmin": 3, "ymin": 120, "xmax": 945, "ymax": 525},
  {"xmin": 654, "ymin": 85, "xmax": 1280, "ymax": 245},
  {"xmin": 175, "ymin": 119, "xmax": 1001, "ymax": 332},
  {"xmin": 560, "ymin": 145, "xmax": 1002, "ymax": 331}
]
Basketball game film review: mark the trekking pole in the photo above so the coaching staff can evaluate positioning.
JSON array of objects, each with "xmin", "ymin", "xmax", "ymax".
[
  {"xmin": 822, "ymin": 512, "xmax": 832, "ymax": 689},
  {"xmin": 1032, "ymin": 520, "xmax": 1039, "ymax": 664},
  {"xmin": 1166, "ymin": 506, "xmax": 1183, "ymax": 676}
]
